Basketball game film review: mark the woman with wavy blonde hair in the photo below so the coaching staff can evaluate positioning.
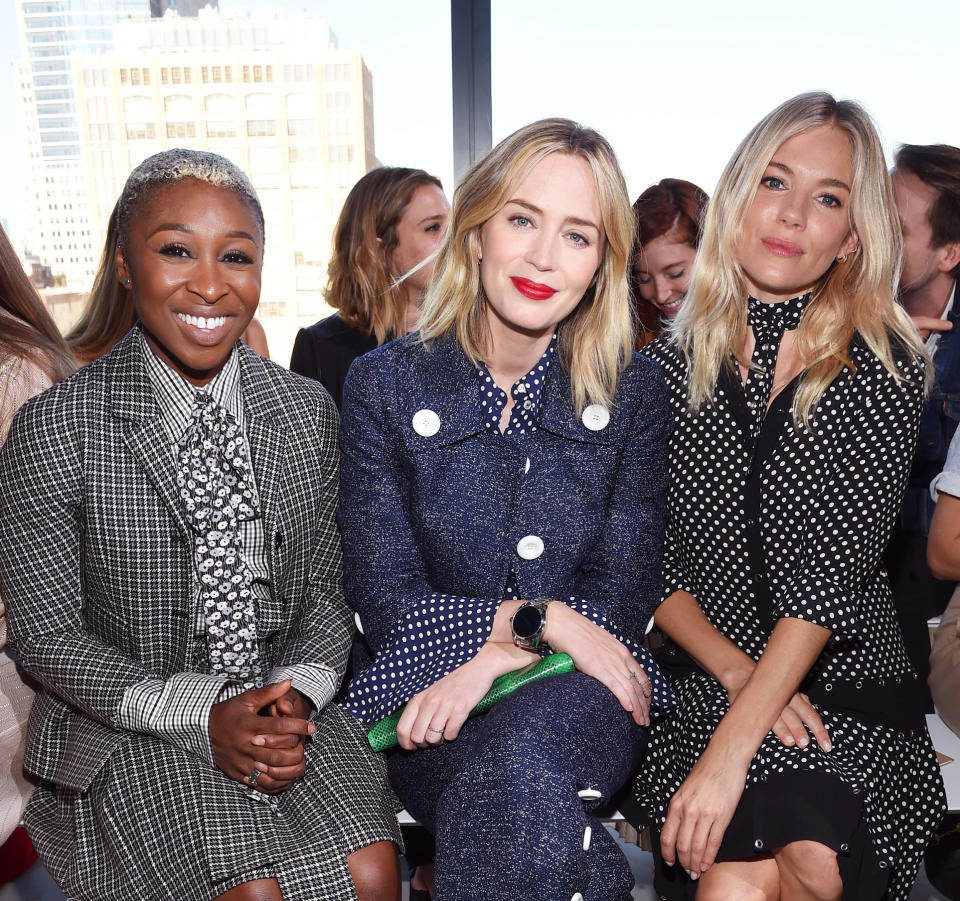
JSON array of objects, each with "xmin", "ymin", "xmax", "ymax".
[
  {"xmin": 338, "ymin": 118, "xmax": 673, "ymax": 899},
  {"xmin": 633, "ymin": 93, "xmax": 945, "ymax": 901}
]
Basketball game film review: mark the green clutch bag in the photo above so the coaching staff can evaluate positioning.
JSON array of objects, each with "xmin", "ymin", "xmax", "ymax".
[{"xmin": 366, "ymin": 652, "xmax": 575, "ymax": 751}]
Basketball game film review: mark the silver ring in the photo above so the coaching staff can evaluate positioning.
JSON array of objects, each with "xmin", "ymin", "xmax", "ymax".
[
  {"xmin": 427, "ymin": 727, "xmax": 445, "ymax": 736},
  {"xmin": 248, "ymin": 767, "xmax": 262, "ymax": 786}
]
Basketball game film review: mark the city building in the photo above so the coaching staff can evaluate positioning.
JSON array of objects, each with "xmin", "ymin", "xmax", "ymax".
[
  {"xmin": 72, "ymin": 8, "xmax": 375, "ymax": 361},
  {"xmin": 14, "ymin": 0, "xmax": 152, "ymax": 288}
]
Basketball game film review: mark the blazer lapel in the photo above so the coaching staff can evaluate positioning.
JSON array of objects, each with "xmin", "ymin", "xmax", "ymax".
[
  {"xmin": 238, "ymin": 347, "xmax": 288, "ymax": 632},
  {"xmin": 110, "ymin": 332, "xmax": 193, "ymax": 543}
]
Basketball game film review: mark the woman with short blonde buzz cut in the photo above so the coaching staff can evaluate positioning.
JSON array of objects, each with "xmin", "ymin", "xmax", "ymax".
[
  {"xmin": 633, "ymin": 92, "xmax": 945, "ymax": 901},
  {"xmin": 339, "ymin": 117, "xmax": 673, "ymax": 900}
]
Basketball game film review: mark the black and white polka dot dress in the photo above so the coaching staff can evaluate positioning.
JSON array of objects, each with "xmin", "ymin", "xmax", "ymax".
[{"xmin": 635, "ymin": 311, "xmax": 946, "ymax": 900}]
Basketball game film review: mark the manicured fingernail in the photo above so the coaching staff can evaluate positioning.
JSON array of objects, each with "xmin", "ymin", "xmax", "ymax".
[
  {"xmin": 798, "ymin": 737, "xmax": 809, "ymax": 748},
  {"xmin": 784, "ymin": 735, "xmax": 794, "ymax": 745},
  {"xmin": 578, "ymin": 788, "xmax": 602, "ymax": 800},
  {"xmin": 823, "ymin": 740, "xmax": 832, "ymax": 752},
  {"xmin": 251, "ymin": 736, "xmax": 265, "ymax": 746},
  {"xmin": 254, "ymin": 761, "xmax": 267, "ymax": 770},
  {"xmin": 307, "ymin": 723, "xmax": 316, "ymax": 733},
  {"xmin": 688, "ymin": 870, "xmax": 699, "ymax": 880}
]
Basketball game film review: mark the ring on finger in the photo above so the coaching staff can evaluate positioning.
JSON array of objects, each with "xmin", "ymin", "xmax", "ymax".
[
  {"xmin": 427, "ymin": 726, "xmax": 445, "ymax": 739},
  {"xmin": 248, "ymin": 767, "xmax": 262, "ymax": 787}
]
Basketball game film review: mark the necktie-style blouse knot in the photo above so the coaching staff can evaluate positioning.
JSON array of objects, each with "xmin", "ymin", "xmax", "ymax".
[{"xmin": 747, "ymin": 292, "xmax": 812, "ymax": 341}]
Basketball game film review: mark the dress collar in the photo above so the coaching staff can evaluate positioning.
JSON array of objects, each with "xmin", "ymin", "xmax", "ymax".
[
  {"xmin": 475, "ymin": 333, "xmax": 558, "ymax": 435},
  {"xmin": 747, "ymin": 292, "xmax": 812, "ymax": 334}
]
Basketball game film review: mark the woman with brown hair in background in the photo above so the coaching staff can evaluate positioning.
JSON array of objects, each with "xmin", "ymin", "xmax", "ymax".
[
  {"xmin": 0, "ymin": 220, "xmax": 73, "ymax": 893},
  {"xmin": 289, "ymin": 166, "xmax": 449, "ymax": 408},
  {"xmin": 630, "ymin": 178, "xmax": 708, "ymax": 348}
]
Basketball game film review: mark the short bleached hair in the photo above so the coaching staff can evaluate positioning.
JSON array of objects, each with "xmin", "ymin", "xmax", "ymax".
[{"xmin": 116, "ymin": 148, "xmax": 264, "ymax": 255}]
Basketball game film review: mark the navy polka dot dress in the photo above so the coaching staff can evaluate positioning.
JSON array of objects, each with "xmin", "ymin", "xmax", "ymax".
[{"xmin": 635, "ymin": 319, "xmax": 946, "ymax": 900}]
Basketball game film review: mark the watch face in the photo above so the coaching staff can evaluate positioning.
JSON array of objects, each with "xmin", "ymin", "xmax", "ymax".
[{"xmin": 513, "ymin": 604, "xmax": 543, "ymax": 638}]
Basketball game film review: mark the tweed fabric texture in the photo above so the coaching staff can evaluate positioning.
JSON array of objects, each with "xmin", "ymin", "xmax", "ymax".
[
  {"xmin": 0, "ymin": 327, "xmax": 396, "ymax": 897},
  {"xmin": 339, "ymin": 334, "xmax": 675, "ymax": 726},
  {"xmin": 338, "ymin": 333, "xmax": 671, "ymax": 897},
  {"xmin": 390, "ymin": 672, "xmax": 646, "ymax": 900}
]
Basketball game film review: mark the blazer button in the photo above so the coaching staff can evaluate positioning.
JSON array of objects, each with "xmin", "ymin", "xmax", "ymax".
[
  {"xmin": 581, "ymin": 404, "xmax": 610, "ymax": 431},
  {"xmin": 516, "ymin": 535, "xmax": 544, "ymax": 559},
  {"xmin": 412, "ymin": 409, "xmax": 441, "ymax": 436}
]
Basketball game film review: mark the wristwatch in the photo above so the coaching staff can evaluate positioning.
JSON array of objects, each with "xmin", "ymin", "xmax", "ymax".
[{"xmin": 511, "ymin": 598, "xmax": 550, "ymax": 650}]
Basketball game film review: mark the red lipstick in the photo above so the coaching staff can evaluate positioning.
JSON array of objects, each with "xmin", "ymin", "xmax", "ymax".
[
  {"xmin": 511, "ymin": 276, "xmax": 557, "ymax": 300},
  {"xmin": 761, "ymin": 238, "xmax": 803, "ymax": 257}
]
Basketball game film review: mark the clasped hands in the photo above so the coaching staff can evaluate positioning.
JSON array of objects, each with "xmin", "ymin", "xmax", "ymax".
[
  {"xmin": 395, "ymin": 601, "xmax": 652, "ymax": 752},
  {"xmin": 209, "ymin": 679, "xmax": 314, "ymax": 794}
]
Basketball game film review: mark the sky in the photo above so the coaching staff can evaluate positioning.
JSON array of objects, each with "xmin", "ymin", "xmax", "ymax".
[{"xmin": 2, "ymin": 0, "xmax": 959, "ymax": 246}]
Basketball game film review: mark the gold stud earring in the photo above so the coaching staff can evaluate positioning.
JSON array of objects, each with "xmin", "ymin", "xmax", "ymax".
[{"xmin": 837, "ymin": 253, "xmax": 847, "ymax": 263}]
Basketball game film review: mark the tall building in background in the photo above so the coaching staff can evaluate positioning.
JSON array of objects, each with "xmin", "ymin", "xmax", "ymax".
[
  {"xmin": 73, "ymin": 9, "xmax": 375, "ymax": 362},
  {"xmin": 14, "ymin": 0, "xmax": 151, "ymax": 288}
]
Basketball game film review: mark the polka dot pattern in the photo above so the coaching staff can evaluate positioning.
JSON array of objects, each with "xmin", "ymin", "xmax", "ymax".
[
  {"xmin": 636, "ymin": 329, "xmax": 946, "ymax": 899},
  {"xmin": 476, "ymin": 334, "xmax": 556, "ymax": 436}
]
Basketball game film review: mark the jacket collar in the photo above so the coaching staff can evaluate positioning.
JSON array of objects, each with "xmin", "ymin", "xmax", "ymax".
[
  {"xmin": 396, "ymin": 333, "xmax": 621, "ymax": 447},
  {"xmin": 109, "ymin": 324, "xmax": 283, "ymax": 424}
]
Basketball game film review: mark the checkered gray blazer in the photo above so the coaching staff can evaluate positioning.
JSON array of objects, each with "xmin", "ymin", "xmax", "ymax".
[{"xmin": 0, "ymin": 329, "xmax": 353, "ymax": 792}]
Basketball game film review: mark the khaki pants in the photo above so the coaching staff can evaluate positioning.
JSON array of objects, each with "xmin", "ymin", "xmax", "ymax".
[{"xmin": 930, "ymin": 584, "xmax": 960, "ymax": 737}]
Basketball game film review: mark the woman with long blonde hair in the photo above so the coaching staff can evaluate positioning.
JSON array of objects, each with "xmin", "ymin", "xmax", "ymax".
[
  {"xmin": 337, "ymin": 118, "xmax": 673, "ymax": 899},
  {"xmin": 633, "ymin": 92, "xmax": 945, "ymax": 900}
]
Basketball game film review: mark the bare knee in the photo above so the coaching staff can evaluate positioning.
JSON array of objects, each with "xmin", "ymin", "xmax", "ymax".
[
  {"xmin": 348, "ymin": 841, "xmax": 401, "ymax": 901},
  {"xmin": 775, "ymin": 841, "xmax": 842, "ymax": 901},
  {"xmin": 214, "ymin": 878, "xmax": 283, "ymax": 901},
  {"xmin": 696, "ymin": 859, "xmax": 779, "ymax": 901}
]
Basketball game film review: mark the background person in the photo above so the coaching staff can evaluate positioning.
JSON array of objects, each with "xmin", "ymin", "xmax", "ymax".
[
  {"xmin": 635, "ymin": 93, "xmax": 944, "ymax": 901},
  {"xmin": 0, "ymin": 149, "xmax": 400, "ymax": 901},
  {"xmin": 884, "ymin": 143, "xmax": 960, "ymax": 695},
  {"xmin": 630, "ymin": 179, "xmax": 708, "ymax": 348},
  {"xmin": 289, "ymin": 166, "xmax": 449, "ymax": 408},
  {"xmin": 0, "ymin": 221, "xmax": 74, "ymax": 895},
  {"xmin": 337, "ymin": 118, "xmax": 673, "ymax": 900}
]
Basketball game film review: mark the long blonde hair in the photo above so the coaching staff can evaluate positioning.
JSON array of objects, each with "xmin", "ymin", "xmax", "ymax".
[
  {"xmin": 673, "ymin": 92, "xmax": 924, "ymax": 427},
  {"xmin": 418, "ymin": 118, "xmax": 635, "ymax": 412}
]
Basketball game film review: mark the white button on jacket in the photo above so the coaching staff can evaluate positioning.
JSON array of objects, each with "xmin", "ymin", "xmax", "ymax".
[
  {"xmin": 516, "ymin": 535, "xmax": 545, "ymax": 560},
  {"xmin": 581, "ymin": 404, "xmax": 610, "ymax": 431},
  {"xmin": 412, "ymin": 409, "xmax": 441, "ymax": 437}
]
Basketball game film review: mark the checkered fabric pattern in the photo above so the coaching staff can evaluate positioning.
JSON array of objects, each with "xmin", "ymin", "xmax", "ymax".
[{"xmin": 0, "ymin": 328, "xmax": 398, "ymax": 896}]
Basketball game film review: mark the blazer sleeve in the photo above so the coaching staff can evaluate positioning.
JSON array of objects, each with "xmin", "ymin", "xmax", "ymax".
[
  {"xmin": 271, "ymin": 393, "xmax": 353, "ymax": 702},
  {"xmin": 338, "ymin": 356, "xmax": 504, "ymax": 724},
  {"xmin": 0, "ymin": 397, "xmax": 163, "ymax": 729}
]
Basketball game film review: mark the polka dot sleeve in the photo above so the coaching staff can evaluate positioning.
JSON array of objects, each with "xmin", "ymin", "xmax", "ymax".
[{"xmin": 774, "ymin": 351, "xmax": 925, "ymax": 635}]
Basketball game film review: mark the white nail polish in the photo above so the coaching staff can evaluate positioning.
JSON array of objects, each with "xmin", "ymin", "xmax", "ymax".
[
  {"xmin": 571, "ymin": 894, "xmax": 584, "ymax": 901},
  {"xmin": 582, "ymin": 825, "xmax": 592, "ymax": 850},
  {"xmin": 578, "ymin": 788, "xmax": 602, "ymax": 800}
]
